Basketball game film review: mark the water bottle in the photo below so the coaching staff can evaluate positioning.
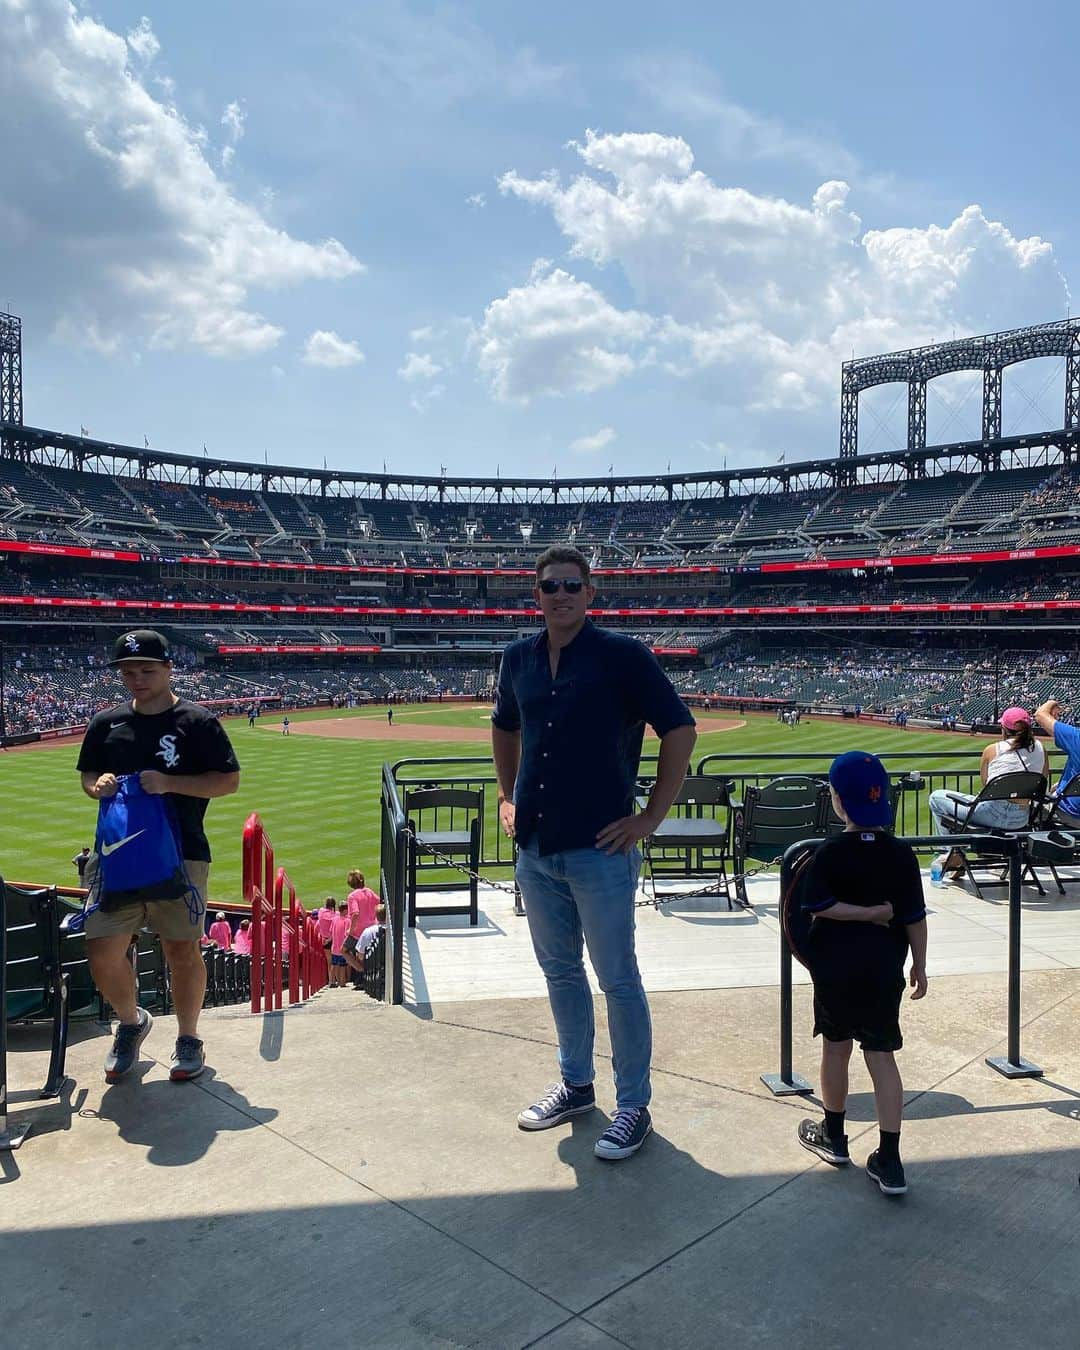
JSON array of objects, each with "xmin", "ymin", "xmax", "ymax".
[{"xmin": 929, "ymin": 859, "xmax": 944, "ymax": 887}]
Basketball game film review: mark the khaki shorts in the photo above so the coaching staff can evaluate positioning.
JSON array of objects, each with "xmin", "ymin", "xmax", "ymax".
[{"xmin": 82, "ymin": 855, "xmax": 209, "ymax": 943}]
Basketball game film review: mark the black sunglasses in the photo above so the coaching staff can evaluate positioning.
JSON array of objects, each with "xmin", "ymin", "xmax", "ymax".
[{"xmin": 538, "ymin": 578, "xmax": 586, "ymax": 595}]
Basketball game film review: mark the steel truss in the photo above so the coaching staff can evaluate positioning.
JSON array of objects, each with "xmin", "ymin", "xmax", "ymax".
[{"xmin": 840, "ymin": 318, "xmax": 1080, "ymax": 458}]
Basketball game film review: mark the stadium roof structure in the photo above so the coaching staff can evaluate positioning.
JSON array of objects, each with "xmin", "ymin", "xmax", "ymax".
[{"xmin": 1, "ymin": 315, "xmax": 1077, "ymax": 500}]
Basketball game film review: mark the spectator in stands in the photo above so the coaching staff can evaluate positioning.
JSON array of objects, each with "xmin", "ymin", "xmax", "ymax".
[
  {"xmin": 316, "ymin": 897, "xmax": 337, "ymax": 980},
  {"xmin": 71, "ymin": 845, "xmax": 91, "ymax": 882},
  {"xmin": 208, "ymin": 911, "xmax": 233, "ymax": 950},
  {"xmin": 76, "ymin": 628, "xmax": 240, "ymax": 1086},
  {"xmin": 330, "ymin": 900, "xmax": 351, "ymax": 987},
  {"xmin": 493, "ymin": 545, "xmax": 697, "ymax": 1162},
  {"xmin": 1034, "ymin": 698, "xmax": 1080, "ymax": 825},
  {"xmin": 233, "ymin": 917, "xmax": 253, "ymax": 955},
  {"xmin": 928, "ymin": 708, "xmax": 1047, "ymax": 876},
  {"xmin": 346, "ymin": 868, "xmax": 380, "ymax": 932}
]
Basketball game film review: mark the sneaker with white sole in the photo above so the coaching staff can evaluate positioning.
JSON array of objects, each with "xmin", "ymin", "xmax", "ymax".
[
  {"xmin": 104, "ymin": 1007, "xmax": 153, "ymax": 1083},
  {"xmin": 594, "ymin": 1106, "xmax": 652, "ymax": 1160},
  {"xmin": 517, "ymin": 1081, "xmax": 596, "ymax": 1130},
  {"xmin": 866, "ymin": 1149, "xmax": 907, "ymax": 1195},
  {"xmin": 797, "ymin": 1117, "xmax": 850, "ymax": 1166},
  {"xmin": 169, "ymin": 1035, "xmax": 206, "ymax": 1082}
]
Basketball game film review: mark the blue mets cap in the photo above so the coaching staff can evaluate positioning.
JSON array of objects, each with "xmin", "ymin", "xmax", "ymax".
[{"xmin": 828, "ymin": 750, "xmax": 892, "ymax": 828}]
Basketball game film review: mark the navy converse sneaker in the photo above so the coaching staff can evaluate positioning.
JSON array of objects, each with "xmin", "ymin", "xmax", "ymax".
[
  {"xmin": 104, "ymin": 1007, "xmax": 153, "ymax": 1083},
  {"xmin": 594, "ymin": 1106, "xmax": 652, "ymax": 1160},
  {"xmin": 517, "ymin": 1081, "xmax": 596, "ymax": 1130},
  {"xmin": 798, "ymin": 1118, "xmax": 850, "ymax": 1166}
]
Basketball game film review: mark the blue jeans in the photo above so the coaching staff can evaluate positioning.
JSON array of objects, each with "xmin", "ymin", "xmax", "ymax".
[
  {"xmin": 928, "ymin": 789, "xmax": 1029, "ymax": 834},
  {"xmin": 516, "ymin": 842, "xmax": 650, "ymax": 1109}
]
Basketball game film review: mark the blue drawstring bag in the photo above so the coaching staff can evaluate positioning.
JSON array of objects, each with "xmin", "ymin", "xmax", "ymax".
[{"xmin": 68, "ymin": 775, "xmax": 202, "ymax": 932}]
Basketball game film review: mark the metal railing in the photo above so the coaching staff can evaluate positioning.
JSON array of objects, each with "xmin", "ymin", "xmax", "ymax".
[
  {"xmin": 380, "ymin": 763, "xmax": 407, "ymax": 1006},
  {"xmin": 760, "ymin": 832, "xmax": 1050, "ymax": 1099}
]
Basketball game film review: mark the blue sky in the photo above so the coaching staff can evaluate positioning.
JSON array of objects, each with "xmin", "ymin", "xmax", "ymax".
[{"xmin": 2, "ymin": 0, "xmax": 1076, "ymax": 478}]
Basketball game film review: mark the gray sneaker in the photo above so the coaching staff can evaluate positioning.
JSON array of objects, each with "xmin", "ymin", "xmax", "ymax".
[
  {"xmin": 104, "ymin": 1007, "xmax": 153, "ymax": 1083},
  {"xmin": 169, "ymin": 1035, "xmax": 206, "ymax": 1082}
]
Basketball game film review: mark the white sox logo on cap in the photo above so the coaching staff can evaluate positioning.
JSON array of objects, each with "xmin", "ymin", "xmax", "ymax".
[{"xmin": 124, "ymin": 633, "xmax": 140, "ymax": 652}]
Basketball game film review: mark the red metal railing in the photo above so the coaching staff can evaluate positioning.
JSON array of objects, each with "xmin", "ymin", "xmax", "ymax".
[{"xmin": 243, "ymin": 812, "xmax": 326, "ymax": 1013}]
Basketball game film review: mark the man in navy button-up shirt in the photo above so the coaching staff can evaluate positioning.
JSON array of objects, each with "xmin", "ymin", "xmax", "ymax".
[{"xmin": 492, "ymin": 546, "xmax": 697, "ymax": 1160}]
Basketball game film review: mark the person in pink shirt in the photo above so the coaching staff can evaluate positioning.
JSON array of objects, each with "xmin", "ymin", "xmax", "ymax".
[
  {"xmin": 233, "ymin": 917, "xmax": 253, "ymax": 955},
  {"xmin": 316, "ymin": 897, "xmax": 337, "ymax": 981},
  {"xmin": 329, "ymin": 900, "xmax": 351, "ymax": 987},
  {"xmin": 346, "ymin": 869, "xmax": 380, "ymax": 932},
  {"xmin": 208, "ymin": 912, "xmax": 233, "ymax": 950}
]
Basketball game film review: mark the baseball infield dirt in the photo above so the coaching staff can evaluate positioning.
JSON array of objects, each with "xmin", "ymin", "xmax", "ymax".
[{"xmin": 274, "ymin": 713, "xmax": 745, "ymax": 743}]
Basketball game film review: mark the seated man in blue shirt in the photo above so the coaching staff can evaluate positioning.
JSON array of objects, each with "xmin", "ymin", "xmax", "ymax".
[
  {"xmin": 1034, "ymin": 698, "xmax": 1080, "ymax": 823},
  {"xmin": 492, "ymin": 546, "xmax": 697, "ymax": 1161}
]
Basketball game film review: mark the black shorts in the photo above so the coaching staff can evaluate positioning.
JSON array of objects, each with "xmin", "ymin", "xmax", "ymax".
[{"xmin": 812, "ymin": 971, "xmax": 905, "ymax": 1052}]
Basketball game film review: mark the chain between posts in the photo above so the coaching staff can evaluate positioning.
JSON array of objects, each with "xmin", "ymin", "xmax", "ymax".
[{"xmin": 409, "ymin": 830, "xmax": 781, "ymax": 911}]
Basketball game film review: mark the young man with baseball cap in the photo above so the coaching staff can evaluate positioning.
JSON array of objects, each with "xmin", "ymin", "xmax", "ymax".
[
  {"xmin": 796, "ymin": 751, "xmax": 929, "ymax": 1196},
  {"xmin": 76, "ymin": 630, "xmax": 240, "ymax": 1083}
]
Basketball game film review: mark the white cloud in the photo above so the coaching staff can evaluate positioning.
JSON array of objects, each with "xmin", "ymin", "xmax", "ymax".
[
  {"xmin": 302, "ymin": 330, "xmax": 366, "ymax": 368},
  {"xmin": 465, "ymin": 192, "xmax": 487, "ymax": 209},
  {"xmin": 474, "ymin": 262, "xmax": 651, "ymax": 402},
  {"xmin": 570, "ymin": 426, "xmax": 616, "ymax": 455},
  {"xmin": 126, "ymin": 16, "xmax": 160, "ymax": 65},
  {"xmin": 398, "ymin": 351, "xmax": 443, "ymax": 381},
  {"xmin": 350, "ymin": 8, "xmax": 567, "ymax": 109},
  {"xmin": 489, "ymin": 129, "xmax": 1067, "ymax": 410},
  {"xmin": 221, "ymin": 99, "xmax": 246, "ymax": 169},
  {"xmin": 409, "ymin": 383, "xmax": 446, "ymax": 414},
  {"xmin": 409, "ymin": 325, "xmax": 436, "ymax": 343},
  {"xmin": 628, "ymin": 56, "xmax": 857, "ymax": 177},
  {"xmin": 0, "ymin": 0, "xmax": 363, "ymax": 358}
]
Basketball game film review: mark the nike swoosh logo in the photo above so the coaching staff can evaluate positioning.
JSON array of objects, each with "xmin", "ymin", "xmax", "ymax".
[
  {"xmin": 109, "ymin": 722, "xmax": 126, "ymax": 729},
  {"xmin": 101, "ymin": 830, "xmax": 146, "ymax": 857}
]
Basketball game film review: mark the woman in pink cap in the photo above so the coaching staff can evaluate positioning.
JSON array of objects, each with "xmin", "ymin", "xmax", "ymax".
[{"xmin": 929, "ymin": 707, "xmax": 1047, "ymax": 875}]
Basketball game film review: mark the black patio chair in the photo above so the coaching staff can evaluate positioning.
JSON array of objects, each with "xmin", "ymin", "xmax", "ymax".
[
  {"xmin": 936, "ymin": 770, "xmax": 1047, "ymax": 899},
  {"xmin": 405, "ymin": 787, "xmax": 482, "ymax": 927},
  {"xmin": 2, "ymin": 878, "xmax": 72, "ymax": 1150},
  {"xmin": 1031, "ymin": 772, "xmax": 1080, "ymax": 894},
  {"xmin": 643, "ymin": 775, "xmax": 735, "ymax": 908},
  {"xmin": 730, "ymin": 776, "xmax": 831, "ymax": 907}
]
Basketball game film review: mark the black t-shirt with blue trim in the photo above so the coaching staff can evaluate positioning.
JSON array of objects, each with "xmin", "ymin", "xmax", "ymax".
[
  {"xmin": 800, "ymin": 830, "xmax": 926, "ymax": 977},
  {"xmin": 77, "ymin": 699, "xmax": 240, "ymax": 862}
]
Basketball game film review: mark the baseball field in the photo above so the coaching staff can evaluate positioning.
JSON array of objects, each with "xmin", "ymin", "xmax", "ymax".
[{"xmin": 0, "ymin": 703, "xmax": 1004, "ymax": 906}]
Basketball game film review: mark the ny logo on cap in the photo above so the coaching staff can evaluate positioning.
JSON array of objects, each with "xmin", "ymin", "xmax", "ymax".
[
  {"xmin": 124, "ymin": 633, "xmax": 140, "ymax": 652},
  {"xmin": 868, "ymin": 785, "xmax": 882, "ymax": 802}
]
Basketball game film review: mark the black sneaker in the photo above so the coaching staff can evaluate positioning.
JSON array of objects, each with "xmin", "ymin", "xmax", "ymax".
[
  {"xmin": 104, "ymin": 1007, "xmax": 153, "ymax": 1083},
  {"xmin": 594, "ymin": 1106, "xmax": 653, "ymax": 1160},
  {"xmin": 517, "ymin": 1081, "xmax": 596, "ymax": 1131},
  {"xmin": 169, "ymin": 1035, "xmax": 206, "ymax": 1082},
  {"xmin": 866, "ymin": 1149, "xmax": 907, "ymax": 1195},
  {"xmin": 798, "ymin": 1118, "xmax": 850, "ymax": 1166}
]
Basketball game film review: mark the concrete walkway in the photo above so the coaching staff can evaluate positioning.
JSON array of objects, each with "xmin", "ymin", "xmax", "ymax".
[
  {"xmin": 406, "ymin": 867, "xmax": 1080, "ymax": 1003},
  {"xmin": 3, "ymin": 965, "xmax": 1079, "ymax": 1349}
]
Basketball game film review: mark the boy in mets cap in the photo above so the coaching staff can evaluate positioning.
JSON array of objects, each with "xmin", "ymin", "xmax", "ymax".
[{"xmin": 796, "ymin": 751, "xmax": 929, "ymax": 1196}]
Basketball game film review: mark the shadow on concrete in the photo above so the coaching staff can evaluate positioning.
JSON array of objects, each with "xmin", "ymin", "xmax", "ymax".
[
  {"xmin": 87, "ymin": 1071, "xmax": 279, "ymax": 1167},
  {"xmin": 839, "ymin": 1085, "xmax": 1080, "ymax": 1123},
  {"xmin": 259, "ymin": 1010, "xmax": 285, "ymax": 1062}
]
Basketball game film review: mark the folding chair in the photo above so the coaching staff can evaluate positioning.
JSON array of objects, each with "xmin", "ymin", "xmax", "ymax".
[
  {"xmin": 643, "ymin": 775, "xmax": 735, "ymax": 908},
  {"xmin": 1032, "ymin": 772, "xmax": 1080, "ymax": 894},
  {"xmin": 730, "ymin": 776, "xmax": 830, "ymax": 906},
  {"xmin": 405, "ymin": 788, "xmax": 482, "ymax": 926},
  {"xmin": 2, "ymin": 878, "xmax": 72, "ymax": 1150},
  {"xmin": 937, "ymin": 770, "xmax": 1047, "ymax": 898}
]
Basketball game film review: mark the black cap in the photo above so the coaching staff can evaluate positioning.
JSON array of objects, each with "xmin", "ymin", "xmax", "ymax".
[{"xmin": 109, "ymin": 629, "xmax": 173, "ymax": 664}]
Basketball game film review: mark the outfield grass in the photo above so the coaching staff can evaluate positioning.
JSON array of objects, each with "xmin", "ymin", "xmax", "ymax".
[{"xmin": 0, "ymin": 707, "xmax": 1021, "ymax": 906}]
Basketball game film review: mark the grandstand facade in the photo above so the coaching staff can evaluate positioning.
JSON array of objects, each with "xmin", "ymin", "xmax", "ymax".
[{"xmin": 2, "ymin": 315, "xmax": 1079, "ymax": 739}]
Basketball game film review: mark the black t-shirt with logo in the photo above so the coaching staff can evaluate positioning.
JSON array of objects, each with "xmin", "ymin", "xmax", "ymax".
[
  {"xmin": 77, "ymin": 699, "xmax": 240, "ymax": 862},
  {"xmin": 800, "ymin": 830, "xmax": 927, "ymax": 979}
]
